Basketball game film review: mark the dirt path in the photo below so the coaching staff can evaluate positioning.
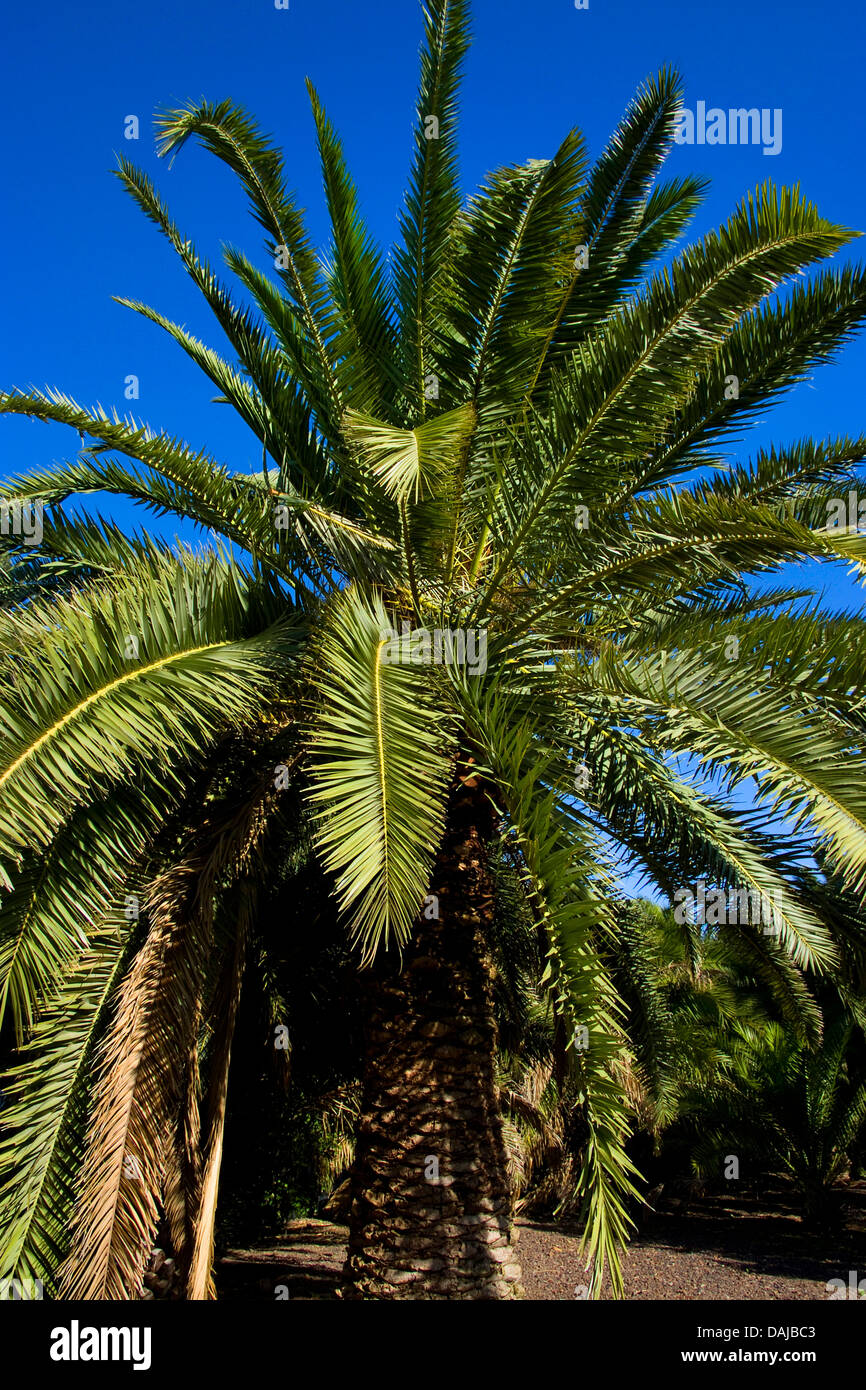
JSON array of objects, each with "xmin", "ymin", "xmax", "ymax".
[{"xmin": 215, "ymin": 1187, "xmax": 865, "ymax": 1301}]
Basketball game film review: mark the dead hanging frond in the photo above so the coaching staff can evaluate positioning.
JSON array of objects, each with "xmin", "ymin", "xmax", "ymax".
[
  {"xmin": 162, "ymin": 1012, "xmax": 204, "ymax": 1280},
  {"xmin": 611, "ymin": 1049, "xmax": 661, "ymax": 1135},
  {"xmin": 186, "ymin": 882, "xmax": 254, "ymax": 1300},
  {"xmin": 57, "ymin": 891, "xmax": 204, "ymax": 1299},
  {"xmin": 500, "ymin": 1057, "xmax": 569, "ymax": 1212},
  {"xmin": 59, "ymin": 771, "xmax": 281, "ymax": 1300},
  {"xmin": 500, "ymin": 1115, "xmax": 528, "ymax": 1193}
]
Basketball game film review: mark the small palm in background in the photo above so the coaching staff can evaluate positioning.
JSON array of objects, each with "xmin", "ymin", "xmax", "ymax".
[
  {"xmin": 612, "ymin": 900, "xmax": 866, "ymax": 1228},
  {"xmin": 685, "ymin": 1010, "xmax": 866, "ymax": 1229}
]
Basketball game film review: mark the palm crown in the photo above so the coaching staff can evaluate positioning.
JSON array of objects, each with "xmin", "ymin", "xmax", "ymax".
[{"xmin": 2, "ymin": 0, "xmax": 866, "ymax": 1301}]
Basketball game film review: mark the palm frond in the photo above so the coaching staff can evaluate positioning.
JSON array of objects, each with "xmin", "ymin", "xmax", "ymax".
[{"xmin": 306, "ymin": 586, "xmax": 454, "ymax": 961}]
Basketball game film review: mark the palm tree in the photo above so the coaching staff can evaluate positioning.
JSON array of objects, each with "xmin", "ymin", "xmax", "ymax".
[
  {"xmin": 490, "ymin": 894, "xmax": 866, "ymax": 1224},
  {"xmin": 645, "ymin": 884, "xmax": 866, "ymax": 1226},
  {"xmin": 685, "ymin": 1009, "xmax": 866, "ymax": 1229},
  {"xmin": 3, "ymin": 0, "xmax": 866, "ymax": 1301}
]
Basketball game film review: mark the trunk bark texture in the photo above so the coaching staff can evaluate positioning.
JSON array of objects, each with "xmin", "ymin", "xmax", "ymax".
[{"xmin": 342, "ymin": 775, "xmax": 522, "ymax": 1299}]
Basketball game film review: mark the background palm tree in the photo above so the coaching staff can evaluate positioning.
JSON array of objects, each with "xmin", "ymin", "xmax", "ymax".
[
  {"xmin": 686, "ymin": 1009, "xmax": 866, "ymax": 1229},
  {"xmin": 2, "ymin": 0, "xmax": 866, "ymax": 1301}
]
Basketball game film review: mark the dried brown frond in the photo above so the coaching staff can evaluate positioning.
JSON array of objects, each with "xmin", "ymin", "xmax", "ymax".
[{"xmin": 59, "ymin": 771, "xmax": 281, "ymax": 1300}]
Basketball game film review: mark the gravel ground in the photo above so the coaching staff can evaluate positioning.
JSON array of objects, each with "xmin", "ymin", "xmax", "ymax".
[{"xmin": 216, "ymin": 1185, "xmax": 866, "ymax": 1301}]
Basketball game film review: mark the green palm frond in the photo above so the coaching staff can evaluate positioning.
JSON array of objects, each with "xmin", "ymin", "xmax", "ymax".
[
  {"xmin": 460, "ymin": 681, "xmax": 641, "ymax": 1297},
  {"xmin": 0, "ymin": 551, "xmax": 299, "ymax": 875},
  {"xmin": 115, "ymin": 158, "xmax": 335, "ymax": 485},
  {"xmin": 530, "ymin": 67, "xmax": 689, "ymax": 390},
  {"xmin": 307, "ymin": 80, "xmax": 399, "ymax": 415},
  {"xmin": 306, "ymin": 586, "xmax": 454, "ymax": 961},
  {"xmin": 620, "ymin": 649, "xmax": 866, "ymax": 896},
  {"xmin": 395, "ymin": 0, "xmax": 471, "ymax": 415},
  {"xmin": 548, "ymin": 684, "xmax": 836, "ymax": 977},
  {"xmin": 342, "ymin": 402, "xmax": 475, "ymax": 505},
  {"xmin": 154, "ymin": 101, "xmax": 344, "ymax": 446},
  {"xmin": 613, "ymin": 265, "xmax": 866, "ymax": 504},
  {"xmin": 0, "ymin": 784, "xmax": 178, "ymax": 1043},
  {"xmin": 0, "ymin": 931, "xmax": 129, "ymax": 1293}
]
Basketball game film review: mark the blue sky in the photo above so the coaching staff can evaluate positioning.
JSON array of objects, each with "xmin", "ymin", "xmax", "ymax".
[
  {"xmin": 1, "ymin": 0, "xmax": 865, "ymax": 589},
  {"xmin": 2, "ymin": 0, "xmax": 864, "ymax": 577}
]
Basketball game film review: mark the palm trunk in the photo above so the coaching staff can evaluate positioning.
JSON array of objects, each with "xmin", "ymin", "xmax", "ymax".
[{"xmin": 342, "ymin": 774, "xmax": 523, "ymax": 1299}]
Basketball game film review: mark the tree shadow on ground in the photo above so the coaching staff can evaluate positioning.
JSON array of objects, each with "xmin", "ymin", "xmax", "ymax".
[{"xmin": 214, "ymin": 1187, "xmax": 866, "ymax": 1300}]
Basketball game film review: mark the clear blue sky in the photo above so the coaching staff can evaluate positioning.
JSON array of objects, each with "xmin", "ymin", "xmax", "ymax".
[{"xmin": 1, "ymin": 0, "xmax": 864, "ymax": 606}]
